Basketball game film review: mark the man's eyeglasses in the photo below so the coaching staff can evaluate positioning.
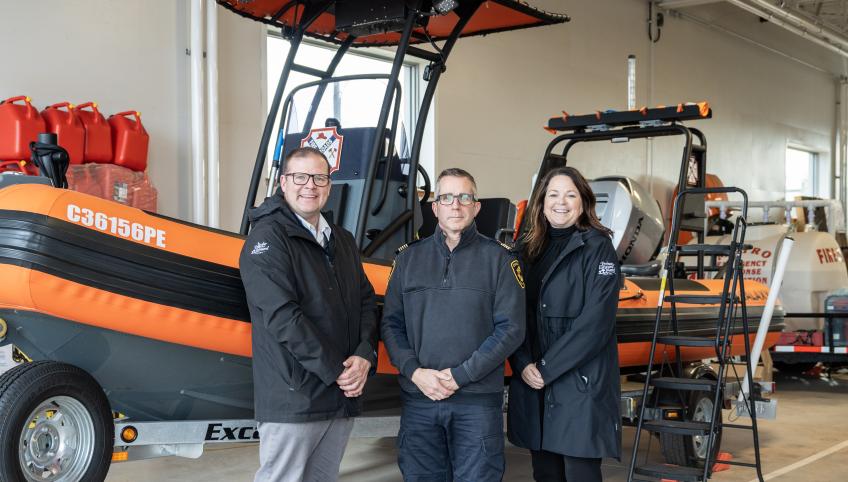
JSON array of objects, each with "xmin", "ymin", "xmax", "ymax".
[
  {"xmin": 436, "ymin": 193, "xmax": 477, "ymax": 206},
  {"xmin": 285, "ymin": 172, "xmax": 331, "ymax": 187}
]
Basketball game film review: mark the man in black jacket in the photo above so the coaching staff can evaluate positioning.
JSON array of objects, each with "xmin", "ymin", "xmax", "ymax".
[
  {"xmin": 381, "ymin": 168, "xmax": 525, "ymax": 482},
  {"xmin": 240, "ymin": 147, "xmax": 378, "ymax": 482}
]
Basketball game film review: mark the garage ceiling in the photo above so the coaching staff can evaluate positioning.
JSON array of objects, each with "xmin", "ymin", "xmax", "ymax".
[
  {"xmin": 658, "ymin": 0, "xmax": 848, "ymax": 77},
  {"xmin": 792, "ymin": 1, "xmax": 848, "ymax": 34}
]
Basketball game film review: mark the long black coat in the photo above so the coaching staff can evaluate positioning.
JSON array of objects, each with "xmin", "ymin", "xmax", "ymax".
[
  {"xmin": 507, "ymin": 227, "xmax": 622, "ymax": 459},
  {"xmin": 239, "ymin": 193, "xmax": 378, "ymax": 423}
]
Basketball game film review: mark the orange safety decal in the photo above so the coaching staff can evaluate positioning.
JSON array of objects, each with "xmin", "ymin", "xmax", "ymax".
[{"xmin": 698, "ymin": 101, "xmax": 710, "ymax": 117}]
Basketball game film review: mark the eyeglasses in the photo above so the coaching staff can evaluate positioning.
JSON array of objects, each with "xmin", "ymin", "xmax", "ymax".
[
  {"xmin": 284, "ymin": 172, "xmax": 330, "ymax": 187},
  {"xmin": 436, "ymin": 193, "xmax": 477, "ymax": 206}
]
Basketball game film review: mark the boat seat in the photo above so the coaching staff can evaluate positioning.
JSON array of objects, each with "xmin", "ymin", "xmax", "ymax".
[
  {"xmin": 418, "ymin": 197, "xmax": 516, "ymax": 243},
  {"xmin": 621, "ymin": 261, "xmax": 661, "ymax": 277}
]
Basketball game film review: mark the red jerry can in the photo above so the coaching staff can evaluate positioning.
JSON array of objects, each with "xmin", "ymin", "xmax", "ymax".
[
  {"xmin": 0, "ymin": 160, "xmax": 38, "ymax": 175},
  {"xmin": 0, "ymin": 96, "xmax": 46, "ymax": 161},
  {"xmin": 41, "ymin": 102, "xmax": 85, "ymax": 165},
  {"xmin": 108, "ymin": 111, "xmax": 149, "ymax": 171},
  {"xmin": 74, "ymin": 102, "xmax": 113, "ymax": 163}
]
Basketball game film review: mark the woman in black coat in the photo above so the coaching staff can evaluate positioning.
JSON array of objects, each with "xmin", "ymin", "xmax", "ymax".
[{"xmin": 507, "ymin": 166, "xmax": 621, "ymax": 482}]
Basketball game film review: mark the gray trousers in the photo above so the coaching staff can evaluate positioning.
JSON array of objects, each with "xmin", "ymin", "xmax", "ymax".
[{"xmin": 254, "ymin": 417, "xmax": 355, "ymax": 482}]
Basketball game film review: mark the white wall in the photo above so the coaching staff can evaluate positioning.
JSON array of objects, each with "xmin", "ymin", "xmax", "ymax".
[
  {"xmin": 217, "ymin": 6, "xmax": 265, "ymax": 232},
  {"xmin": 1, "ymin": 1, "xmax": 838, "ymax": 230},
  {"xmin": 436, "ymin": 0, "xmax": 836, "ymax": 214},
  {"xmin": 0, "ymin": 0, "xmax": 192, "ymax": 219}
]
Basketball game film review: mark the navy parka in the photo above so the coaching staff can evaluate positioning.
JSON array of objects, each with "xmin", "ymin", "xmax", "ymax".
[{"xmin": 507, "ymin": 227, "xmax": 622, "ymax": 459}]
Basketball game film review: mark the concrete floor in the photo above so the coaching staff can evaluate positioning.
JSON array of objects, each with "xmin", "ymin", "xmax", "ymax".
[{"xmin": 106, "ymin": 369, "xmax": 848, "ymax": 481}]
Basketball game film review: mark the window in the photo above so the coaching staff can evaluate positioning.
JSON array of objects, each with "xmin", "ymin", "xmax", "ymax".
[
  {"xmin": 266, "ymin": 33, "xmax": 433, "ymax": 175},
  {"xmin": 785, "ymin": 147, "xmax": 820, "ymax": 201}
]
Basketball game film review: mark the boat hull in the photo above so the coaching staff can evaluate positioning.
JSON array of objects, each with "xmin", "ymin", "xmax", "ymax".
[{"xmin": 0, "ymin": 184, "xmax": 784, "ymax": 421}]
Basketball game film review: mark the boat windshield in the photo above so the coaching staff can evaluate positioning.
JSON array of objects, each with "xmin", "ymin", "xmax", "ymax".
[{"xmin": 274, "ymin": 76, "xmax": 409, "ymax": 176}]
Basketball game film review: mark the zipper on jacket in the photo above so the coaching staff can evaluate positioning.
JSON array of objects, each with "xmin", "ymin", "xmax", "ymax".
[
  {"xmin": 442, "ymin": 254, "xmax": 451, "ymax": 287},
  {"xmin": 327, "ymin": 259, "xmax": 353, "ymax": 354}
]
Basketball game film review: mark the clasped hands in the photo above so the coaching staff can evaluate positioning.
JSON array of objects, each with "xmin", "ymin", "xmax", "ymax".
[
  {"xmin": 521, "ymin": 363, "xmax": 545, "ymax": 390},
  {"xmin": 336, "ymin": 355, "xmax": 371, "ymax": 398},
  {"xmin": 411, "ymin": 368, "xmax": 460, "ymax": 401}
]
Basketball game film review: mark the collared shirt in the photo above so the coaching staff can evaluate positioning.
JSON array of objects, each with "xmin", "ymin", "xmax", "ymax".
[{"xmin": 294, "ymin": 212, "xmax": 331, "ymax": 247}]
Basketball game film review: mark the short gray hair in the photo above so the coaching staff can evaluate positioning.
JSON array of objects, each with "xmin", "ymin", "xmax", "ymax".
[{"xmin": 435, "ymin": 168, "xmax": 478, "ymax": 196}]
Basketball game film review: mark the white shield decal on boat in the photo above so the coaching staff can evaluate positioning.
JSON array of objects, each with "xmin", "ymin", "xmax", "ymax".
[{"xmin": 300, "ymin": 127, "xmax": 344, "ymax": 175}]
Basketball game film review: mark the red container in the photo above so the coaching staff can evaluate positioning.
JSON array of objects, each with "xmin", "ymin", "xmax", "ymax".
[
  {"xmin": 67, "ymin": 164, "xmax": 157, "ymax": 212},
  {"xmin": 776, "ymin": 331, "xmax": 824, "ymax": 346},
  {"xmin": 109, "ymin": 111, "xmax": 149, "ymax": 171},
  {"xmin": 0, "ymin": 96, "xmax": 45, "ymax": 160},
  {"xmin": 41, "ymin": 102, "xmax": 85, "ymax": 165},
  {"xmin": 0, "ymin": 160, "xmax": 38, "ymax": 175},
  {"xmin": 74, "ymin": 102, "xmax": 113, "ymax": 163}
]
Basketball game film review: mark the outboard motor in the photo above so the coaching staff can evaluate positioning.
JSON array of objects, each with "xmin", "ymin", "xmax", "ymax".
[
  {"xmin": 31, "ymin": 132, "xmax": 69, "ymax": 188},
  {"xmin": 590, "ymin": 176, "xmax": 664, "ymax": 265}
]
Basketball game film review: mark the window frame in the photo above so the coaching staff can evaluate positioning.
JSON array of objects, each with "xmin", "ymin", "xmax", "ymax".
[
  {"xmin": 785, "ymin": 145, "xmax": 822, "ymax": 201},
  {"xmin": 264, "ymin": 30, "xmax": 427, "ymax": 165}
]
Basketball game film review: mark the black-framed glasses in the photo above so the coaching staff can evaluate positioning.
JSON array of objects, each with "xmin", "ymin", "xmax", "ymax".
[
  {"xmin": 284, "ymin": 172, "xmax": 331, "ymax": 187},
  {"xmin": 436, "ymin": 193, "xmax": 477, "ymax": 206}
]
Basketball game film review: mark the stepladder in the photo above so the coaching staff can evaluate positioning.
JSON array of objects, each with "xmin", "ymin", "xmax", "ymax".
[{"xmin": 626, "ymin": 187, "xmax": 766, "ymax": 482}]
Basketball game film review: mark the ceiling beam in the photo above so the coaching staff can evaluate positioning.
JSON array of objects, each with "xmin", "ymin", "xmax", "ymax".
[
  {"xmin": 744, "ymin": 0, "xmax": 848, "ymax": 51},
  {"xmin": 726, "ymin": 0, "xmax": 848, "ymax": 58},
  {"xmin": 656, "ymin": 0, "xmax": 724, "ymax": 8}
]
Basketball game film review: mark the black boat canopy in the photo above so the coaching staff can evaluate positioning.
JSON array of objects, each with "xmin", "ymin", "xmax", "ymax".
[{"xmin": 217, "ymin": 0, "xmax": 569, "ymax": 46}]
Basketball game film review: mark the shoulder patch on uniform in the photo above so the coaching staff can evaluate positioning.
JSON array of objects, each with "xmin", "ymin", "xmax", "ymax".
[
  {"xmin": 498, "ymin": 241, "xmax": 513, "ymax": 251},
  {"xmin": 510, "ymin": 259, "xmax": 525, "ymax": 288},
  {"xmin": 598, "ymin": 261, "xmax": 616, "ymax": 276},
  {"xmin": 395, "ymin": 238, "xmax": 421, "ymax": 255},
  {"xmin": 251, "ymin": 241, "xmax": 269, "ymax": 255}
]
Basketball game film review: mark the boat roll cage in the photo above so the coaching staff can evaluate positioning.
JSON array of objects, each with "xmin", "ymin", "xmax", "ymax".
[
  {"xmin": 527, "ymin": 103, "xmax": 715, "ymax": 278},
  {"xmin": 219, "ymin": 0, "xmax": 569, "ymax": 255}
]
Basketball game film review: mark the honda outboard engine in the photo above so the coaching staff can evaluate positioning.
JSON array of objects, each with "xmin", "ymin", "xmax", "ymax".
[{"xmin": 590, "ymin": 176, "xmax": 664, "ymax": 265}]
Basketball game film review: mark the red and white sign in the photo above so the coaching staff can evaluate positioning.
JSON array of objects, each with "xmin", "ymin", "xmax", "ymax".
[
  {"xmin": 300, "ymin": 127, "xmax": 344, "ymax": 174},
  {"xmin": 774, "ymin": 345, "xmax": 847, "ymax": 354}
]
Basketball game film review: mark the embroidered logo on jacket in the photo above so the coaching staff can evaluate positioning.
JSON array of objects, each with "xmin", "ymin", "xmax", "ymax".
[
  {"xmin": 251, "ymin": 242, "xmax": 269, "ymax": 255},
  {"xmin": 510, "ymin": 259, "xmax": 525, "ymax": 288},
  {"xmin": 598, "ymin": 261, "xmax": 616, "ymax": 276}
]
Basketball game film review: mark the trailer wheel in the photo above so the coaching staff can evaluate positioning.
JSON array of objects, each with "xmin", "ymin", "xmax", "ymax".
[
  {"xmin": 0, "ymin": 361, "xmax": 114, "ymax": 482},
  {"xmin": 660, "ymin": 390, "xmax": 722, "ymax": 467}
]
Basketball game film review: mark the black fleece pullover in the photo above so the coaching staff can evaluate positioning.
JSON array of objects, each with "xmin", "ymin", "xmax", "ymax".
[{"xmin": 381, "ymin": 223, "xmax": 526, "ymax": 405}]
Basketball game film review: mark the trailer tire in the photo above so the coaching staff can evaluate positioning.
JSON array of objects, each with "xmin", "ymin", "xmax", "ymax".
[
  {"xmin": 0, "ymin": 361, "xmax": 114, "ymax": 482},
  {"xmin": 660, "ymin": 390, "xmax": 722, "ymax": 468}
]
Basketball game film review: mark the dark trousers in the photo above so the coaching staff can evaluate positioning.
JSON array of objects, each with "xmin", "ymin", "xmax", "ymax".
[
  {"xmin": 397, "ymin": 399, "xmax": 505, "ymax": 482},
  {"xmin": 530, "ymin": 449, "xmax": 603, "ymax": 482}
]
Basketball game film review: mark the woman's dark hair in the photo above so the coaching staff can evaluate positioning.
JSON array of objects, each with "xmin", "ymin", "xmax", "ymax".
[{"xmin": 522, "ymin": 166, "xmax": 613, "ymax": 261}]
